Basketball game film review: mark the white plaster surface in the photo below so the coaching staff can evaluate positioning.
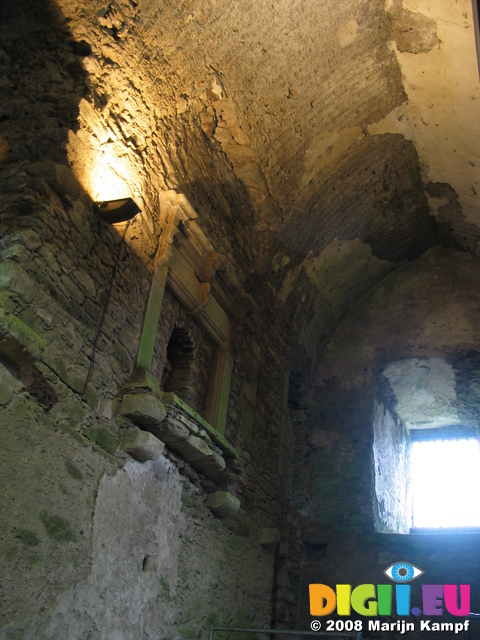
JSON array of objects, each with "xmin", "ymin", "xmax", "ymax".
[
  {"xmin": 45, "ymin": 459, "xmax": 184, "ymax": 640},
  {"xmin": 373, "ymin": 0, "xmax": 480, "ymax": 224},
  {"xmin": 383, "ymin": 357, "xmax": 460, "ymax": 429}
]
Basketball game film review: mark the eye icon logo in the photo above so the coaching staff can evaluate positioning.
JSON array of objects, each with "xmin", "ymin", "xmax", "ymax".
[{"xmin": 384, "ymin": 562, "xmax": 424, "ymax": 583}]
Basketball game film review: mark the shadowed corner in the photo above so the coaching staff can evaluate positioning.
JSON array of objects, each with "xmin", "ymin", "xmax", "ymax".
[
  {"xmin": 0, "ymin": 137, "xmax": 7, "ymax": 166},
  {"xmin": 0, "ymin": 0, "xmax": 90, "ymax": 167}
]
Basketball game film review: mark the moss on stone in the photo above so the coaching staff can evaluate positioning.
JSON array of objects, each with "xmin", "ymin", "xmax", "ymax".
[
  {"xmin": 0, "ymin": 310, "xmax": 46, "ymax": 363},
  {"xmin": 78, "ymin": 383, "xmax": 96, "ymax": 409},
  {"xmin": 227, "ymin": 535, "xmax": 239, "ymax": 551},
  {"xmin": 60, "ymin": 398, "xmax": 86, "ymax": 425},
  {"xmin": 48, "ymin": 357, "xmax": 85, "ymax": 395},
  {"xmin": 84, "ymin": 426, "xmax": 117, "ymax": 455},
  {"xmin": 181, "ymin": 492, "xmax": 193, "ymax": 507},
  {"xmin": 64, "ymin": 460, "xmax": 83, "ymax": 480},
  {"xmin": 158, "ymin": 577, "xmax": 170, "ymax": 595},
  {"xmin": 40, "ymin": 510, "xmax": 76, "ymax": 542},
  {"xmin": 0, "ymin": 292, "xmax": 16, "ymax": 313},
  {"xmin": 64, "ymin": 426, "xmax": 87, "ymax": 446},
  {"xmin": 10, "ymin": 399, "xmax": 27, "ymax": 417},
  {"xmin": 14, "ymin": 528, "xmax": 39, "ymax": 547},
  {"xmin": 179, "ymin": 626, "xmax": 199, "ymax": 640},
  {"xmin": 203, "ymin": 612, "xmax": 219, "ymax": 629},
  {"xmin": 27, "ymin": 554, "xmax": 40, "ymax": 567},
  {"xmin": 220, "ymin": 611, "xmax": 251, "ymax": 640}
]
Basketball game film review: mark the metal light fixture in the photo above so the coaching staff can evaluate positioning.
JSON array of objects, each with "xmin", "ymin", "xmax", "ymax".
[{"xmin": 94, "ymin": 197, "xmax": 141, "ymax": 224}]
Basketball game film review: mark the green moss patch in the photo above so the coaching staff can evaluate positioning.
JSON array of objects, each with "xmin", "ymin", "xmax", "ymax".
[
  {"xmin": 40, "ymin": 510, "xmax": 76, "ymax": 542},
  {"xmin": 14, "ymin": 528, "xmax": 40, "ymax": 547},
  {"xmin": 27, "ymin": 554, "xmax": 40, "ymax": 567},
  {"xmin": 84, "ymin": 426, "xmax": 117, "ymax": 455},
  {"xmin": 64, "ymin": 460, "xmax": 83, "ymax": 480}
]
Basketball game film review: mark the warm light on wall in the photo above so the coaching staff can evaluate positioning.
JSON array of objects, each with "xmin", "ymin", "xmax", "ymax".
[{"xmin": 89, "ymin": 145, "xmax": 135, "ymax": 202}]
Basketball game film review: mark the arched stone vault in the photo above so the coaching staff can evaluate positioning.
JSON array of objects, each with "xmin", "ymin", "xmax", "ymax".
[
  {"xmin": 55, "ymin": 0, "xmax": 480, "ymax": 361},
  {"xmin": 2, "ymin": 0, "xmax": 480, "ymax": 636}
]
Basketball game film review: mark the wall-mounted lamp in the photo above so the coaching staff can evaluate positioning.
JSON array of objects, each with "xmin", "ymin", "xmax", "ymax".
[{"xmin": 94, "ymin": 197, "xmax": 141, "ymax": 224}]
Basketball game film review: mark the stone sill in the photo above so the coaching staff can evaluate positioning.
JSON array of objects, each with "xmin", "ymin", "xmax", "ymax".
[
  {"xmin": 161, "ymin": 391, "xmax": 238, "ymax": 460},
  {"xmin": 118, "ymin": 385, "xmax": 240, "ymax": 487}
]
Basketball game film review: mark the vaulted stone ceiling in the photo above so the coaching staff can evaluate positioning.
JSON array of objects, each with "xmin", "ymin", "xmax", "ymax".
[{"xmin": 3, "ymin": 0, "xmax": 480, "ymax": 366}]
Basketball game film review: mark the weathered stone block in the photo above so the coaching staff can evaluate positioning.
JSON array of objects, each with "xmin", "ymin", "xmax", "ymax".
[
  {"xmin": 175, "ymin": 434, "xmax": 214, "ymax": 463},
  {"xmin": 194, "ymin": 450, "xmax": 227, "ymax": 477},
  {"xmin": 274, "ymin": 567, "xmax": 291, "ymax": 588},
  {"xmin": 43, "ymin": 346, "xmax": 89, "ymax": 395},
  {"xmin": 125, "ymin": 367, "xmax": 162, "ymax": 395},
  {"xmin": 163, "ymin": 391, "xmax": 239, "ymax": 460},
  {"xmin": 259, "ymin": 527, "xmax": 281, "ymax": 546},
  {"xmin": 0, "ymin": 262, "xmax": 38, "ymax": 304},
  {"xmin": 0, "ymin": 309, "xmax": 46, "ymax": 365},
  {"xmin": 210, "ymin": 466, "xmax": 242, "ymax": 488},
  {"xmin": 26, "ymin": 160, "xmax": 81, "ymax": 197},
  {"xmin": 119, "ymin": 392, "xmax": 167, "ymax": 426},
  {"xmin": 120, "ymin": 429, "xmax": 165, "ymax": 462},
  {"xmin": 275, "ymin": 587, "xmax": 296, "ymax": 604},
  {"xmin": 205, "ymin": 491, "xmax": 240, "ymax": 518},
  {"xmin": 0, "ymin": 362, "xmax": 24, "ymax": 405},
  {"xmin": 84, "ymin": 426, "xmax": 117, "ymax": 455},
  {"xmin": 149, "ymin": 419, "xmax": 190, "ymax": 445},
  {"xmin": 49, "ymin": 396, "xmax": 85, "ymax": 426}
]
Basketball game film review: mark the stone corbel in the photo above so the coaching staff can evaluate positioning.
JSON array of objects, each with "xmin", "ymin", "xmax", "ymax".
[
  {"xmin": 205, "ymin": 490, "xmax": 240, "ymax": 518},
  {"xmin": 155, "ymin": 191, "xmax": 198, "ymax": 267},
  {"xmin": 189, "ymin": 251, "xmax": 218, "ymax": 316}
]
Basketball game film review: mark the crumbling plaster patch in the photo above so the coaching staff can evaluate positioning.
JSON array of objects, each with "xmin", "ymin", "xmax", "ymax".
[
  {"xmin": 336, "ymin": 20, "xmax": 360, "ymax": 48},
  {"xmin": 372, "ymin": 399, "xmax": 410, "ymax": 533},
  {"xmin": 383, "ymin": 357, "xmax": 460, "ymax": 429},
  {"xmin": 279, "ymin": 238, "xmax": 393, "ymax": 306},
  {"xmin": 371, "ymin": 0, "xmax": 480, "ymax": 225},
  {"xmin": 278, "ymin": 238, "xmax": 395, "ymax": 360},
  {"xmin": 315, "ymin": 247, "xmax": 480, "ymax": 389},
  {"xmin": 299, "ymin": 126, "xmax": 364, "ymax": 194},
  {"xmin": 44, "ymin": 459, "xmax": 184, "ymax": 639}
]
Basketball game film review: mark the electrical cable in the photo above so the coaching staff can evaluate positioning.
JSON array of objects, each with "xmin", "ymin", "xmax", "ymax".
[{"xmin": 81, "ymin": 221, "xmax": 131, "ymax": 396}]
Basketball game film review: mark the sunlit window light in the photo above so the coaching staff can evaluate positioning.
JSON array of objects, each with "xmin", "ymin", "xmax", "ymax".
[{"xmin": 411, "ymin": 438, "xmax": 480, "ymax": 529}]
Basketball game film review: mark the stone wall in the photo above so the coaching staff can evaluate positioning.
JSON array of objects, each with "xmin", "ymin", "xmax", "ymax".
[
  {"xmin": 1, "ymin": 164, "xmax": 303, "ymax": 640},
  {"xmin": 0, "ymin": 163, "xmax": 293, "ymax": 639},
  {"xmin": 4, "ymin": 0, "xmax": 479, "ymax": 637},
  {"xmin": 0, "ymin": 2, "xmax": 296, "ymax": 638},
  {"xmin": 293, "ymin": 248, "xmax": 480, "ymax": 633}
]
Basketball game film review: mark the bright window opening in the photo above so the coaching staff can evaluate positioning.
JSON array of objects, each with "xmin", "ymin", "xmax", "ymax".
[{"xmin": 411, "ymin": 438, "xmax": 480, "ymax": 529}]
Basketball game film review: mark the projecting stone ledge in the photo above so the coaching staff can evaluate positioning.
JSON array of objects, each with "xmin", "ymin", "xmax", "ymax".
[
  {"xmin": 259, "ymin": 527, "xmax": 281, "ymax": 547},
  {"xmin": 161, "ymin": 392, "xmax": 238, "ymax": 460},
  {"xmin": 205, "ymin": 490, "xmax": 240, "ymax": 518},
  {"xmin": 0, "ymin": 309, "xmax": 46, "ymax": 365},
  {"xmin": 117, "ymin": 383, "xmax": 240, "ymax": 486},
  {"xmin": 120, "ymin": 428, "xmax": 165, "ymax": 462},
  {"xmin": 119, "ymin": 391, "xmax": 167, "ymax": 426}
]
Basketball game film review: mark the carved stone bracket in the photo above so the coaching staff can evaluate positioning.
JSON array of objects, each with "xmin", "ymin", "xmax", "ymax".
[{"xmin": 155, "ymin": 191, "xmax": 198, "ymax": 267}]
